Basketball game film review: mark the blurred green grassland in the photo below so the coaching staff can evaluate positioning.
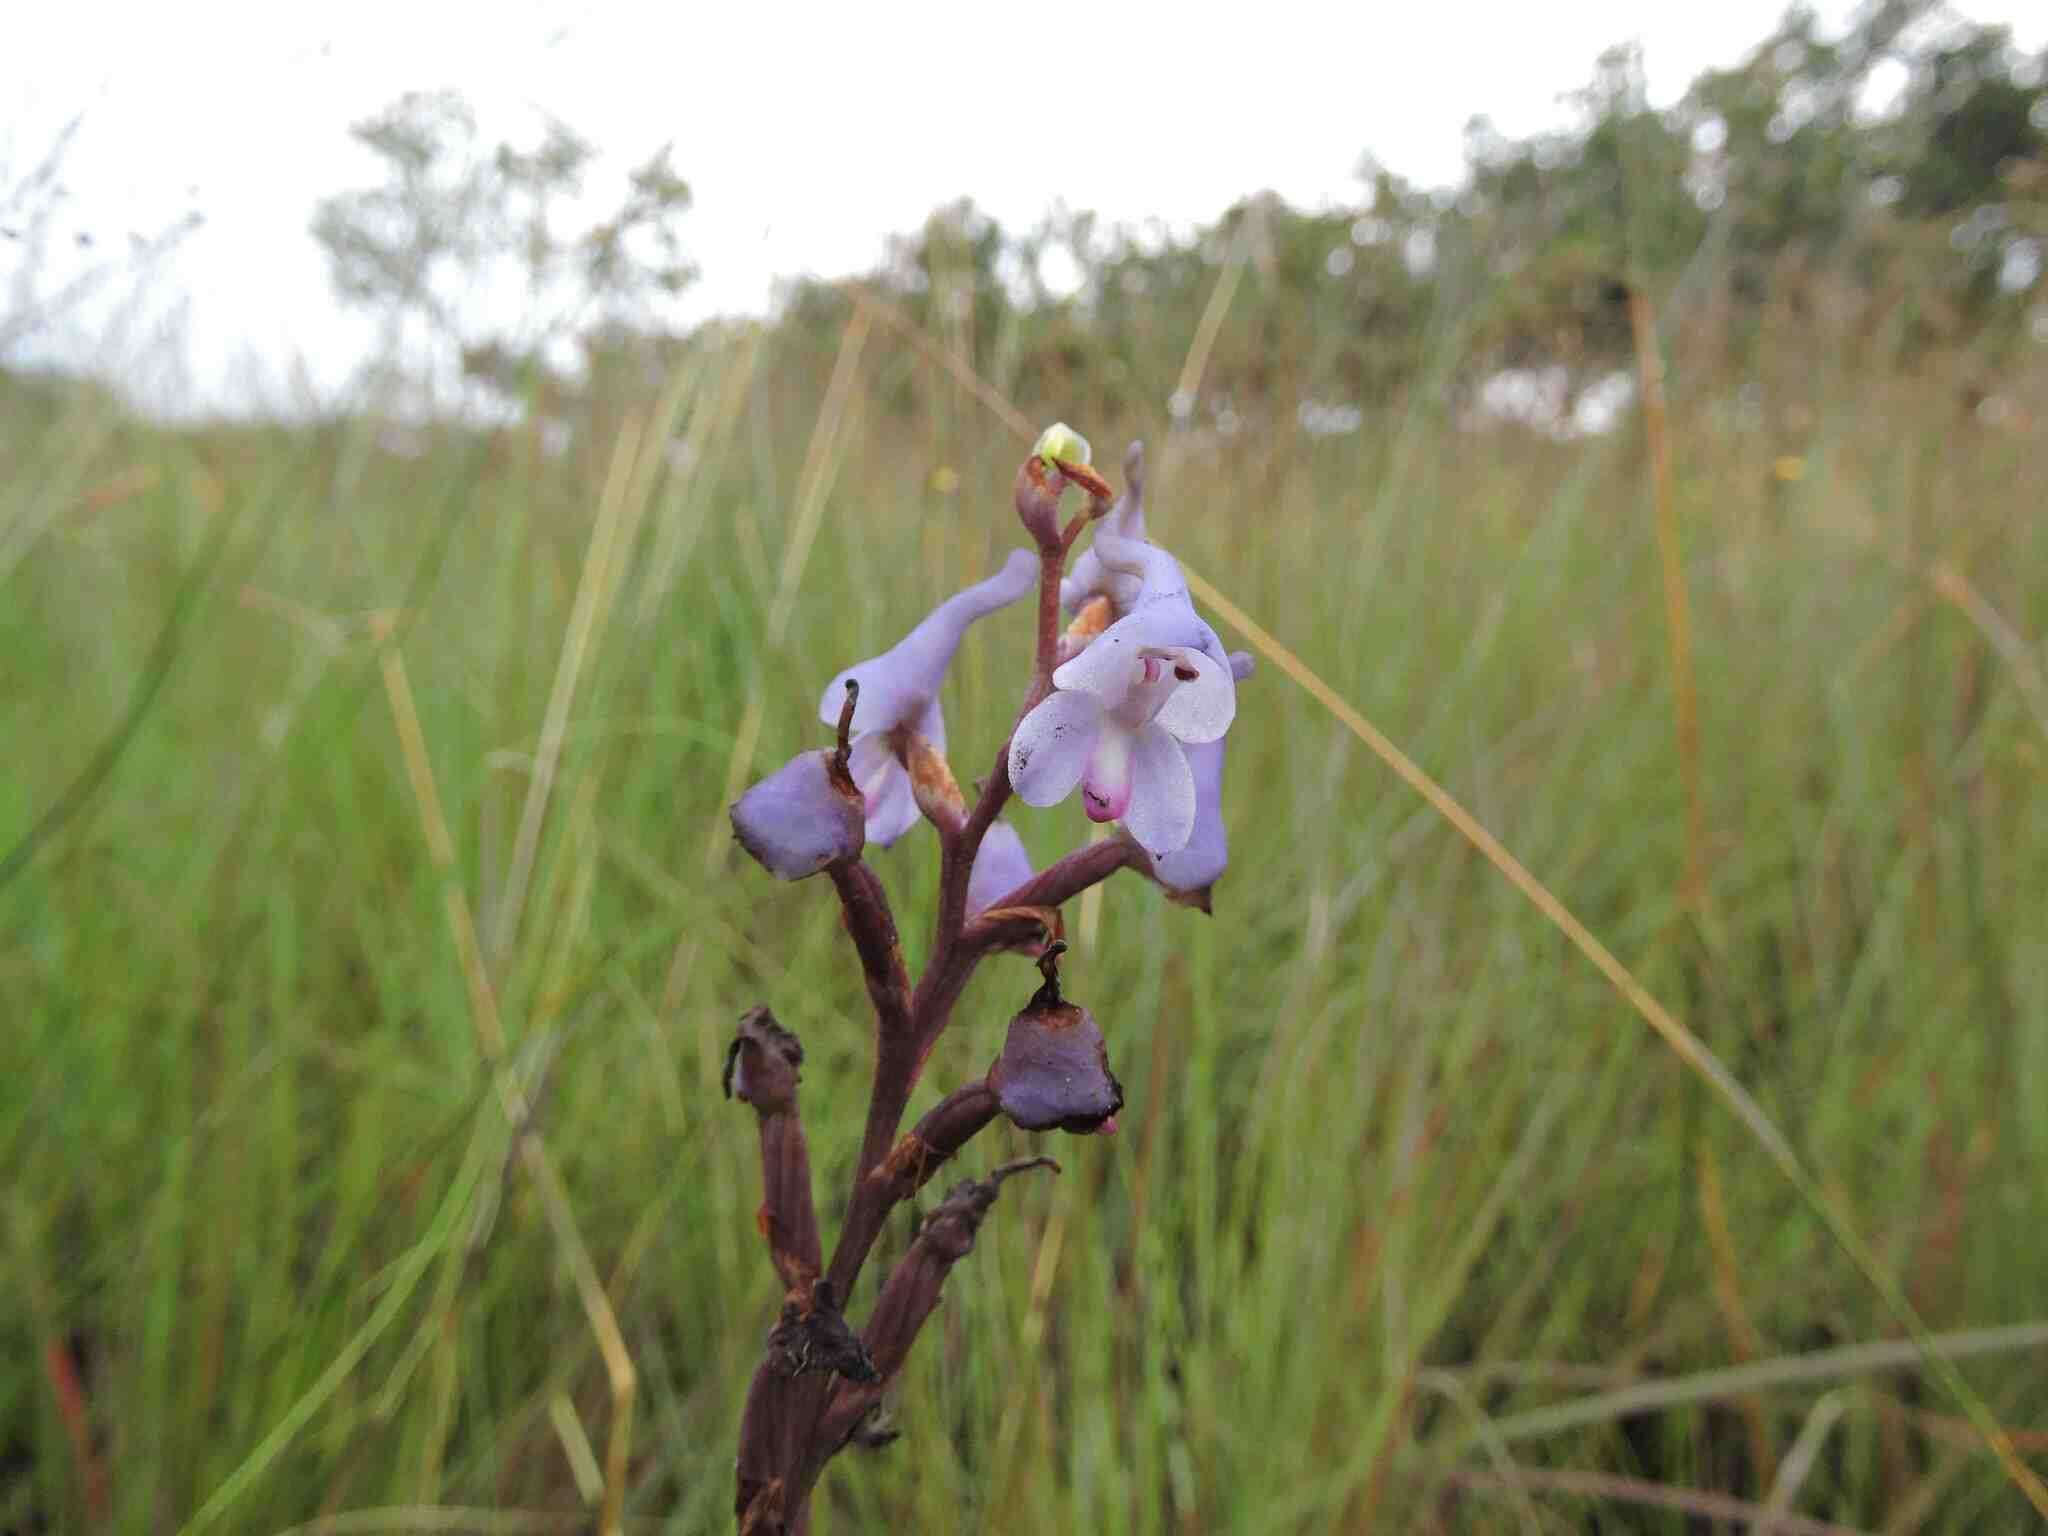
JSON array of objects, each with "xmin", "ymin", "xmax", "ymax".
[
  {"xmin": 7, "ymin": 11, "xmax": 2048, "ymax": 1530},
  {"xmin": 6, "ymin": 297, "xmax": 2046, "ymax": 1529}
]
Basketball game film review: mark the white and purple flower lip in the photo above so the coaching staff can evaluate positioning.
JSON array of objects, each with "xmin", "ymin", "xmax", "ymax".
[{"xmin": 1007, "ymin": 577, "xmax": 1236, "ymax": 859}]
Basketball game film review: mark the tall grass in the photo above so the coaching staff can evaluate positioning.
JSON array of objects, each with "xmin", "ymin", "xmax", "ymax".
[{"xmin": 3, "ymin": 278, "xmax": 2046, "ymax": 1534}]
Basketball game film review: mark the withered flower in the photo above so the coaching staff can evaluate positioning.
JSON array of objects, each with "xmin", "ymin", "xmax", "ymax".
[{"xmin": 989, "ymin": 943, "xmax": 1123, "ymax": 1135}]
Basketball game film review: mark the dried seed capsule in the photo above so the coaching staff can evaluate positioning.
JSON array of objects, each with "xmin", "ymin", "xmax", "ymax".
[{"xmin": 989, "ymin": 943, "xmax": 1123, "ymax": 1135}]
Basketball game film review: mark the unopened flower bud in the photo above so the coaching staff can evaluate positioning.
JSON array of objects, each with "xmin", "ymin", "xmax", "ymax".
[
  {"xmin": 1033, "ymin": 422, "xmax": 1092, "ymax": 471},
  {"xmin": 730, "ymin": 749, "xmax": 865, "ymax": 880},
  {"xmin": 1018, "ymin": 423, "xmax": 1113, "ymax": 546},
  {"xmin": 989, "ymin": 943, "xmax": 1123, "ymax": 1135}
]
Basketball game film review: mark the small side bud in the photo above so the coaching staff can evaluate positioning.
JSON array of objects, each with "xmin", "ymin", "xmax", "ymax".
[
  {"xmin": 1018, "ymin": 423, "xmax": 1113, "ymax": 545},
  {"xmin": 1033, "ymin": 421, "xmax": 1092, "ymax": 470},
  {"xmin": 988, "ymin": 943, "xmax": 1124, "ymax": 1135},
  {"xmin": 730, "ymin": 750, "xmax": 865, "ymax": 880}
]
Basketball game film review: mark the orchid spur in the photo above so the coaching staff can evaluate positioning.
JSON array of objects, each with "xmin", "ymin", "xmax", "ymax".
[{"xmin": 817, "ymin": 547, "xmax": 1036, "ymax": 844}]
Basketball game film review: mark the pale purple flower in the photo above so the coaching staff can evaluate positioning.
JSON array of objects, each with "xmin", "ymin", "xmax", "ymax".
[
  {"xmin": 730, "ymin": 750, "xmax": 865, "ymax": 880},
  {"xmin": 1007, "ymin": 594, "xmax": 1236, "ymax": 858},
  {"xmin": 966, "ymin": 820, "xmax": 1034, "ymax": 915},
  {"xmin": 1149, "ymin": 652, "xmax": 1255, "ymax": 900},
  {"xmin": 818, "ymin": 550, "xmax": 1037, "ymax": 846}
]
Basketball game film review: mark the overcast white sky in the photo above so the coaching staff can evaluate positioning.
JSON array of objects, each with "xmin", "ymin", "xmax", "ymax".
[{"xmin": 3, "ymin": 0, "xmax": 2041, "ymax": 414}]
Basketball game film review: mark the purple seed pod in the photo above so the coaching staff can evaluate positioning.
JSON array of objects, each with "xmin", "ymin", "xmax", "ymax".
[{"xmin": 989, "ymin": 943, "xmax": 1123, "ymax": 1136}]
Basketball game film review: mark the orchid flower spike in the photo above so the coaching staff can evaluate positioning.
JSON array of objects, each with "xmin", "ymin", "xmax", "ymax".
[
  {"xmin": 1148, "ymin": 651, "xmax": 1255, "ymax": 904},
  {"xmin": 1008, "ymin": 598, "xmax": 1236, "ymax": 857},
  {"xmin": 818, "ymin": 549, "xmax": 1037, "ymax": 845}
]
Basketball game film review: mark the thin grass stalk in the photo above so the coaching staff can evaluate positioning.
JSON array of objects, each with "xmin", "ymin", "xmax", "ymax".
[
  {"xmin": 493, "ymin": 413, "xmax": 646, "ymax": 958},
  {"xmin": 374, "ymin": 629, "xmax": 637, "ymax": 1536},
  {"xmin": 1628, "ymin": 286, "xmax": 1707, "ymax": 917}
]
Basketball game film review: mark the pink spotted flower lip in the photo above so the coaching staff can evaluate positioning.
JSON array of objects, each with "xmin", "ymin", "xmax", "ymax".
[
  {"xmin": 817, "ymin": 549, "xmax": 1036, "ymax": 846},
  {"xmin": 1006, "ymin": 595, "xmax": 1237, "ymax": 858}
]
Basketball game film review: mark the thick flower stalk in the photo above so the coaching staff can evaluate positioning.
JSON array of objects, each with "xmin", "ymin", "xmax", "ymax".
[{"xmin": 721, "ymin": 429, "xmax": 1244, "ymax": 1533}]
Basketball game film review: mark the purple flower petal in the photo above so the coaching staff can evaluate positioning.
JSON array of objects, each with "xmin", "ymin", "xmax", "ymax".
[
  {"xmin": 1152, "ymin": 653, "xmax": 1251, "ymax": 895},
  {"xmin": 1051, "ymin": 603, "xmax": 1235, "ymax": 743},
  {"xmin": 1061, "ymin": 443, "xmax": 1147, "ymax": 612},
  {"xmin": 730, "ymin": 750, "xmax": 864, "ymax": 880},
  {"xmin": 1150, "ymin": 739, "xmax": 1226, "ymax": 891},
  {"xmin": 1079, "ymin": 723, "xmax": 1136, "ymax": 824},
  {"xmin": 967, "ymin": 821, "xmax": 1034, "ymax": 914},
  {"xmin": 1120, "ymin": 722, "xmax": 1195, "ymax": 857},
  {"xmin": 1008, "ymin": 689, "xmax": 1101, "ymax": 808},
  {"xmin": 817, "ymin": 550, "xmax": 1036, "ymax": 736}
]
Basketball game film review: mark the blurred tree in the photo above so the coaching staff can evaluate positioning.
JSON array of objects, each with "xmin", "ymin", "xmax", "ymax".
[{"xmin": 310, "ymin": 90, "xmax": 694, "ymax": 411}]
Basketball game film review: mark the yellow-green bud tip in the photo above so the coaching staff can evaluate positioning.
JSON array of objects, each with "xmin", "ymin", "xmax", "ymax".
[{"xmin": 1033, "ymin": 422, "xmax": 1091, "ymax": 470}]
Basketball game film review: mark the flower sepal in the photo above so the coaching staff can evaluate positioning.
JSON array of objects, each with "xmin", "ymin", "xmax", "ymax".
[{"xmin": 730, "ymin": 747, "xmax": 866, "ymax": 881}]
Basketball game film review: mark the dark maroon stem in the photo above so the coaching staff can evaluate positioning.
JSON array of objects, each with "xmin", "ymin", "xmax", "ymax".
[
  {"xmin": 825, "ymin": 1081, "xmax": 999, "ymax": 1299},
  {"xmin": 800, "ymin": 1158, "xmax": 1059, "ymax": 1507},
  {"xmin": 825, "ymin": 858, "xmax": 915, "ymax": 1187},
  {"xmin": 976, "ymin": 839, "xmax": 1140, "ymax": 927}
]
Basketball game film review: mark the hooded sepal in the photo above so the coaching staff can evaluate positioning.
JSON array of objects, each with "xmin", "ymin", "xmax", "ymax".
[{"xmin": 730, "ymin": 748, "xmax": 866, "ymax": 880}]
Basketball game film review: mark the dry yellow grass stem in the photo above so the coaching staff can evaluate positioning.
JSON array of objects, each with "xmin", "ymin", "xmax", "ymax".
[{"xmin": 1628, "ymin": 287, "xmax": 1709, "ymax": 916}]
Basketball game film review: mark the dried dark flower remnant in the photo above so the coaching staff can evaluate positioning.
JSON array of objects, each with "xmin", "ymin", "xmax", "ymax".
[
  {"xmin": 726, "ymin": 1007, "xmax": 822, "ymax": 1293},
  {"xmin": 724, "ymin": 1005, "xmax": 805, "ymax": 1110},
  {"xmin": 989, "ymin": 943, "xmax": 1124, "ymax": 1135},
  {"xmin": 765, "ymin": 1281, "xmax": 876, "ymax": 1384},
  {"xmin": 729, "ymin": 749, "xmax": 864, "ymax": 880}
]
